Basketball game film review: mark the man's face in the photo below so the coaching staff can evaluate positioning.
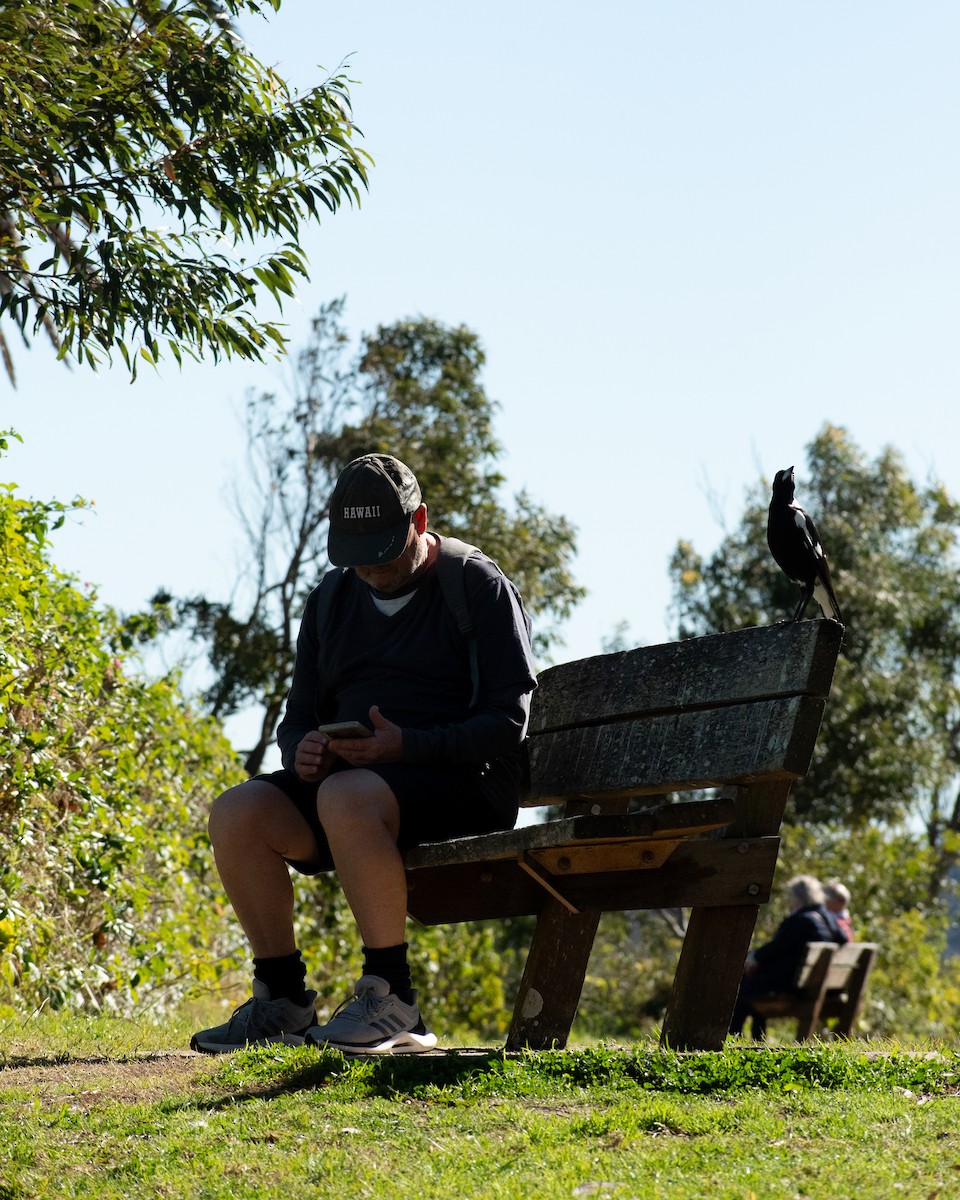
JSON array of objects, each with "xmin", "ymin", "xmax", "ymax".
[{"xmin": 353, "ymin": 518, "xmax": 422, "ymax": 594}]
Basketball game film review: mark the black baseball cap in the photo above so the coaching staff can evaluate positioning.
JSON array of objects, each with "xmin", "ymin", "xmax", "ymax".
[{"xmin": 327, "ymin": 453, "xmax": 422, "ymax": 567}]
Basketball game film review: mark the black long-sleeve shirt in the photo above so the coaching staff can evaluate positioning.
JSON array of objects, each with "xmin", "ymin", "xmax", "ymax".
[{"xmin": 276, "ymin": 539, "xmax": 538, "ymax": 774}]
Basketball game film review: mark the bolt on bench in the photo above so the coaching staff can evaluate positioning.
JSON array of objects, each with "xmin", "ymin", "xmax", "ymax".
[{"xmin": 403, "ymin": 619, "xmax": 843, "ymax": 1051}]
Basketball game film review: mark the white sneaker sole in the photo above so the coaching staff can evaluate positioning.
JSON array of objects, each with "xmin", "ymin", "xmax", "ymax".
[{"xmin": 309, "ymin": 1028, "xmax": 438, "ymax": 1055}]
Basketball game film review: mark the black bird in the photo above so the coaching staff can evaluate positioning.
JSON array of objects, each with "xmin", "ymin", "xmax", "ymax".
[{"xmin": 766, "ymin": 466, "xmax": 843, "ymax": 624}]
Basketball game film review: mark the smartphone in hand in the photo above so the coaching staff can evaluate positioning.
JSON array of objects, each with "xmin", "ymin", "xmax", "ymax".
[{"xmin": 316, "ymin": 721, "xmax": 373, "ymax": 739}]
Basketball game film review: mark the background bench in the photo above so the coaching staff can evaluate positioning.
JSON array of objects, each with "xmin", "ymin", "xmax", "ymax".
[
  {"xmin": 751, "ymin": 941, "xmax": 879, "ymax": 1040},
  {"xmin": 403, "ymin": 618, "xmax": 843, "ymax": 1051}
]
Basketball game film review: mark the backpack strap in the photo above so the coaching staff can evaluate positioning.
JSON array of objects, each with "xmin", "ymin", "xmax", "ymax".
[
  {"xmin": 435, "ymin": 536, "xmax": 533, "ymax": 712},
  {"xmin": 311, "ymin": 566, "xmax": 346, "ymax": 715},
  {"xmin": 314, "ymin": 564, "xmax": 346, "ymax": 647},
  {"xmin": 434, "ymin": 536, "xmax": 482, "ymax": 709}
]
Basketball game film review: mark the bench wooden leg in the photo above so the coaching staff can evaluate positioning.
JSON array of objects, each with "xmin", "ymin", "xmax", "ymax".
[
  {"xmin": 505, "ymin": 899, "xmax": 601, "ymax": 1050},
  {"xmin": 659, "ymin": 781, "xmax": 793, "ymax": 1051},
  {"xmin": 829, "ymin": 951, "xmax": 877, "ymax": 1037},
  {"xmin": 660, "ymin": 905, "xmax": 760, "ymax": 1051},
  {"xmin": 794, "ymin": 945, "xmax": 838, "ymax": 1040},
  {"xmin": 795, "ymin": 1003, "xmax": 825, "ymax": 1041}
]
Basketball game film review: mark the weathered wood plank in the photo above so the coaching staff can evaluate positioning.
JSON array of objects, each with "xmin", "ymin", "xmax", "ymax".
[
  {"xmin": 727, "ymin": 779, "xmax": 795, "ymax": 839},
  {"xmin": 404, "ymin": 797, "xmax": 734, "ymax": 871},
  {"xmin": 529, "ymin": 620, "xmax": 843, "ymax": 734},
  {"xmin": 525, "ymin": 695, "xmax": 827, "ymax": 805},
  {"xmin": 405, "ymin": 836, "xmax": 779, "ymax": 925},
  {"xmin": 565, "ymin": 837, "xmax": 779, "ymax": 911},
  {"xmin": 505, "ymin": 900, "xmax": 601, "ymax": 1050},
  {"xmin": 660, "ymin": 905, "xmax": 766, "ymax": 1051}
]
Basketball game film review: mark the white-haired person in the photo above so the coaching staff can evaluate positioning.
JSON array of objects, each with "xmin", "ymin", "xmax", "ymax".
[{"xmin": 729, "ymin": 874, "xmax": 849, "ymax": 1040}]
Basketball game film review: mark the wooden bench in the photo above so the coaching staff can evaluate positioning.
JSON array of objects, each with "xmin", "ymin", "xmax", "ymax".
[
  {"xmin": 751, "ymin": 941, "xmax": 879, "ymax": 1041},
  {"xmin": 403, "ymin": 618, "xmax": 843, "ymax": 1052}
]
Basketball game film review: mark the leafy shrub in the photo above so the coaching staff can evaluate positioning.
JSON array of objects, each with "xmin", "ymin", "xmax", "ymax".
[{"xmin": 0, "ymin": 433, "xmax": 247, "ymax": 1014}]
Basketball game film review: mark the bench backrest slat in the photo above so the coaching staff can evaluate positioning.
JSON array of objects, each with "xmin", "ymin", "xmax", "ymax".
[
  {"xmin": 792, "ymin": 941, "xmax": 839, "ymax": 992},
  {"xmin": 824, "ymin": 942, "xmax": 879, "ymax": 991},
  {"xmin": 527, "ymin": 695, "xmax": 828, "ymax": 804},
  {"xmin": 530, "ymin": 621, "xmax": 842, "ymax": 733},
  {"xmin": 523, "ymin": 621, "xmax": 843, "ymax": 807}
]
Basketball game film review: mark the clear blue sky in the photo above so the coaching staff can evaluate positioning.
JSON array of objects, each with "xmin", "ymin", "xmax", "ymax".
[{"xmin": 4, "ymin": 2, "xmax": 959, "ymax": 753}]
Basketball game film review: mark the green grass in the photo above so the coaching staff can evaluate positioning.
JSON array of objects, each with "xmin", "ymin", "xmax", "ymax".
[{"xmin": 1, "ymin": 1014, "xmax": 959, "ymax": 1199}]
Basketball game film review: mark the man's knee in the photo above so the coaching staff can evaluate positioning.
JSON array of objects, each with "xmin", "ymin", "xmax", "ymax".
[
  {"xmin": 317, "ymin": 770, "xmax": 399, "ymax": 836},
  {"xmin": 208, "ymin": 780, "xmax": 273, "ymax": 847}
]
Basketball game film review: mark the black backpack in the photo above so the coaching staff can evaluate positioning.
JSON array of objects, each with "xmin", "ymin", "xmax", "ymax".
[{"xmin": 312, "ymin": 536, "xmax": 532, "ymax": 711}]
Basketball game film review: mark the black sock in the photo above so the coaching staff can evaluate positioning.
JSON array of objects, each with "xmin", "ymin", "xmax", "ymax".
[
  {"xmin": 253, "ymin": 951, "xmax": 311, "ymax": 1005},
  {"xmin": 362, "ymin": 942, "xmax": 414, "ymax": 1004}
]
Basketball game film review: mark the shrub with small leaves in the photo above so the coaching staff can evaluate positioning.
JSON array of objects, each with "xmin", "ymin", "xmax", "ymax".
[{"xmin": 0, "ymin": 432, "xmax": 246, "ymax": 1014}]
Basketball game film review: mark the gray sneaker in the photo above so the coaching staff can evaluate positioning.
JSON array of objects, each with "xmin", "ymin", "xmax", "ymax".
[
  {"xmin": 306, "ymin": 975, "xmax": 438, "ymax": 1054},
  {"xmin": 190, "ymin": 980, "xmax": 318, "ymax": 1054}
]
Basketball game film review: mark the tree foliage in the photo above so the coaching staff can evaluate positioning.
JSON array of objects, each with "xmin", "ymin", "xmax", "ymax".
[
  {"xmin": 0, "ymin": 0, "xmax": 369, "ymax": 382},
  {"xmin": 157, "ymin": 298, "xmax": 585, "ymax": 774}
]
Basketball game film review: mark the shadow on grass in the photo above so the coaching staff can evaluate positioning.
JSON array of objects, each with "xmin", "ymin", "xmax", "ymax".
[
  {"xmin": 172, "ymin": 1047, "xmax": 518, "ymax": 1112},
  {"xmin": 168, "ymin": 1041, "xmax": 960, "ymax": 1114}
]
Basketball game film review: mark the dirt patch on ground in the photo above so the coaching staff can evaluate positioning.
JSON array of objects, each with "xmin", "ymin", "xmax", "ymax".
[{"xmin": 0, "ymin": 1052, "xmax": 220, "ymax": 1109}]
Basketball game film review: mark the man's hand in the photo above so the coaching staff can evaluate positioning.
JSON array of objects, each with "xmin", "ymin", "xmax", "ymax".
[
  {"xmin": 331, "ymin": 706, "xmax": 404, "ymax": 766},
  {"xmin": 294, "ymin": 730, "xmax": 336, "ymax": 783}
]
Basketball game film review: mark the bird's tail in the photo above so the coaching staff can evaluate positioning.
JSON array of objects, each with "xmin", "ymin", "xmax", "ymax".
[{"xmin": 813, "ymin": 577, "xmax": 843, "ymax": 625}]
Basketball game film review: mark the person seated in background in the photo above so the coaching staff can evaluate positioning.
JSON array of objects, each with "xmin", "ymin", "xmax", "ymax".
[
  {"xmin": 729, "ymin": 874, "xmax": 849, "ymax": 1040},
  {"xmin": 823, "ymin": 879, "xmax": 853, "ymax": 941}
]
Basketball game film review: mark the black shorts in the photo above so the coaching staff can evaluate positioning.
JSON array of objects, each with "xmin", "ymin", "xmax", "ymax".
[{"xmin": 255, "ymin": 757, "xmax": 521, "ymax": 876}]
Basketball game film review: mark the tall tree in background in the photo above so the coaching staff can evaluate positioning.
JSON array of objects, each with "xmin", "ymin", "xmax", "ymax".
[
  {"xmin": 158, "ymin": 299, "xmax": 584, "ymax": 774},
  {"xmin": 670, "ymin": 424, "xmax": 960, "ymax": 897},
  {"xmin": 0, "ymin": 0, "xmax": 369, "ymax": 383}
]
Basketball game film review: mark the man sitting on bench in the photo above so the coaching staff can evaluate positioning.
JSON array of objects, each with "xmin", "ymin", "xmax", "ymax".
[
  {"xmin": 191, "ymin": 453, "xmax": 537, "ymax": 1056},
  {"xmin": 729, "ymin": 874, "xmax": 849, "ymax": 1040}
]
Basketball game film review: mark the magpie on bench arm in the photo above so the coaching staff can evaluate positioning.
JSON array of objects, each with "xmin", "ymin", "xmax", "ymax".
[{"xmin": 766, "ymin": 465, "xmax": 844, "ymax": 624}]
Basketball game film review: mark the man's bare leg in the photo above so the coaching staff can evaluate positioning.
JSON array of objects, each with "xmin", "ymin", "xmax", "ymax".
[
  {"xmin": 208, "ymin": 779, "xmax": 319, "ymax": 958},
  {"xmin": 316, "ymin": 768, "xmax": 407, "ymax": 949},
  {"xmin": 307, "ymin": 769, "xmax": 436, "ymax": 1052}
]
